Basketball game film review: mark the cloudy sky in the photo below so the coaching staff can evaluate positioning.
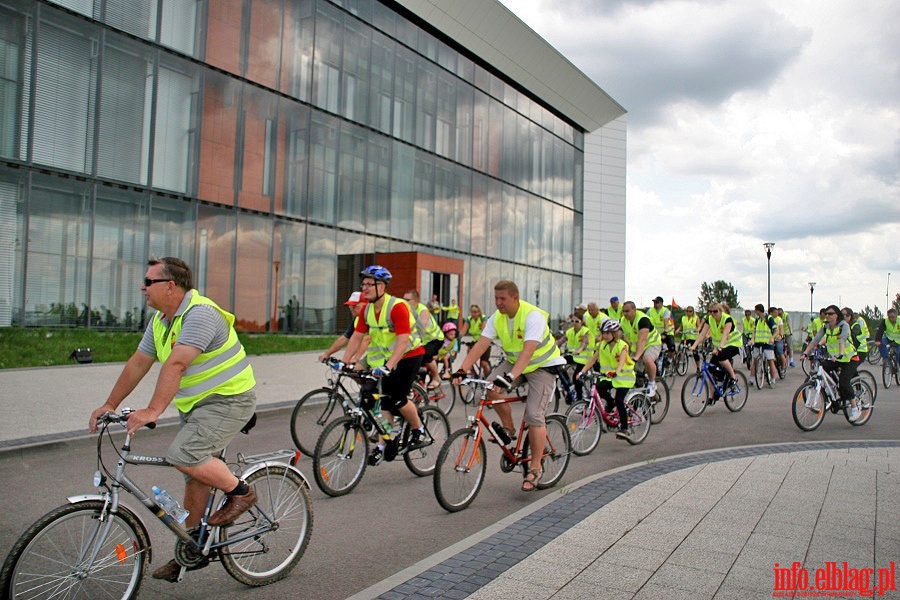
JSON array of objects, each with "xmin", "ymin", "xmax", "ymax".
[{"xmin": 499, "ymin": 0, "xmax": 899, "ymax": 314}]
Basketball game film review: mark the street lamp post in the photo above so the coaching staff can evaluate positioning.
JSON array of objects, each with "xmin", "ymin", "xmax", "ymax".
[
  {"xmin": 808, "ymin": 282, "xmax": 815, "ymax": 313},
  {"xmin": 764, "ymin": 243, "xmax": 775, "ymax": 309}
]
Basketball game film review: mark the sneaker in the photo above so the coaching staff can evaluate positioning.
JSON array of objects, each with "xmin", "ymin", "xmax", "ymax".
[
  {"xmin": 615, "ymin": 429, "xmax": 632, "ymax": 441},
  {"xmin": 368, "ymin": 447, "xmax": 384, "ymax": 466},
  {"xmin": 848, "ymin": 407, "xmax": 861, "ymax": 422},
  {"xmin": 748, "ymin": 377, "xmax": 756, "ymax": 386},
  {"xmin": 790, "ymin": 360, "xmax": 796, "ymax": 368},
  {"xmin": 646, "ymin": 381, "xmax": 657, "ymax": 396},
  {"xmin": 409, "ymin": 428, "xmax": 429, "ymax": 449}
]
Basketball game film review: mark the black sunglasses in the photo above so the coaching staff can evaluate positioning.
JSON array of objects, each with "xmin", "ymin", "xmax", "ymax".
[
  {"xmin": 825, "ymin": 311, "xmax": 837, "ymax": 316},
  {"xmin": 144, "ymin": 278, "xmax": 172, "ymax": 287}
]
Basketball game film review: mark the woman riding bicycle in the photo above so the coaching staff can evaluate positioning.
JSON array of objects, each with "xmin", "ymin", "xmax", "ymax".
[
  {"xmin": 802, "ymin": 304, "xmax": 861, "ymax": 421},
  {"xmin": 691, "ymin": 302, "xmax": 741, "ymax": 393},
  {"xmin": 577, "ymin": 319, "xmax": 635, "ymax": 440}
]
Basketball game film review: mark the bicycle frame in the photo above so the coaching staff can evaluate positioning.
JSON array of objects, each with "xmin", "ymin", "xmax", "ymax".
[{"xmin": 579, "ymin": 373, "xmax": 631, "ymax": 430}]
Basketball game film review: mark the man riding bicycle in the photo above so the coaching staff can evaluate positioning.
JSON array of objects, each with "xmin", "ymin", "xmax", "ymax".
[
  {"xmin": 340, "ymin": 266, "xmax": 427, "ymax": 465},
  {"xmin": 874, "ymin": 308, "xmax": 900, "ymax": 362},
  {"xmin": 88, "ymin": 257, "xmax": 257, "ymax": 582},
  {"xmin": 453, "ymin": 280, "xmax": 565, "ymax": 492}
]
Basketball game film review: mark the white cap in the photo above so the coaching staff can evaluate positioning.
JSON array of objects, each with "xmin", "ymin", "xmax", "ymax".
[{"xmin": 344, "ymin": 291, "xmax": 362, "ymax": 305}]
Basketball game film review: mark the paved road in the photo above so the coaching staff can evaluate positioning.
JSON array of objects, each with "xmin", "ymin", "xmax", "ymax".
[{"xmin": 1, "ymin": 365, "xmax": 896, "ymax": 599}]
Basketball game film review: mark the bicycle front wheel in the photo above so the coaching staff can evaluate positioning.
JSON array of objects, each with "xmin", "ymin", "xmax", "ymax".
[
  {"xmin": 845, "ymin": 380, "xmax": 874, "ymax": 426},
  {"xmin": 404, "ymin": 406, "xmax": 450, "ymax": 476},
  {"xmin": 754, "ymin": 357, "xmax": 765, "ymax": 390},
  {"xmin": 220, "ymin": 465, "xmax": 314, "ymax": 586},
  {"xmin": 564, "ymin": 401, "xmax": 601, "ymax": 456},
  {"xmin": 725, "ymin": 371, "xmax": 749, "ymax": 412},
  {"xmin": 791, "ymin": 382, "xmax": 826, "ymax": 431},
  {"xmin": 313, "ymin": 417, "xmax": 368, "ymax": 497},
  {"xmin": 865, "ymin": 341, "xmax": 881, "ymax": 364},
  {"xmin": 681, "ymin": 374, "xmax": 709, "ymax": 417},
  {"xmin": 883, "ymin": 360, "xmax": 894, "ymax": 389},
  {"xmin": 434, "ymin": 429, "xmax": 487, "ymax": 512},
  {"xmin": 856, "ymin": 369, "xmax": 878, "ymax": 402},
  {"xmin": 290, "ymin": 387, "xmax": 348, "ymax": 456},
  {"xmin": 625, "ymin": 394, "xmax": 652, "ymax": 445},
  {"xmin": 675, "ymin": 350, "xmax": 689, "ymax": 376},
  {"xmin": 649, "ymin": 380, "xmax": 670, "ymax": 424},
  {"xmin": 1, "ymin": 501, "xmax": 149, "ymax": 600},
  {"xmin": 421, "ymin": 380, "xmax": 455, "ymax": 415}
]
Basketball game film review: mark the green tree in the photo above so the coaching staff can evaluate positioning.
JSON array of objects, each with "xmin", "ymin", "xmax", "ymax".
[
  {"xmin": 861, "ymin": 305, "xmax": 883, "ymax": 325},
  {"xmin": 697, "ymin": 280, "xmax": 740, "ymax": 313},
  {"xmin": 892, "ymin": 292, "xmax": 900, "ymax": 313}
]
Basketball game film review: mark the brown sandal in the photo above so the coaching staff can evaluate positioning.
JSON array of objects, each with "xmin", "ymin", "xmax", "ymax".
[{"xmin": 522, "ymin": 468, "xmax": 543, "ymax": 492}]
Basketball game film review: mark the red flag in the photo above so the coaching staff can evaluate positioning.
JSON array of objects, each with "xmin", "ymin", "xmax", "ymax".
[{"xmin": 671, "ymin": 298, "xmax": 681, "ymax": 309}]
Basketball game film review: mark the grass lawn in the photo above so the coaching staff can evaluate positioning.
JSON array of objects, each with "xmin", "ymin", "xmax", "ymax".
[{"xmin": 0, "ymin": 328, "xmax": 336, "ymax": 369}]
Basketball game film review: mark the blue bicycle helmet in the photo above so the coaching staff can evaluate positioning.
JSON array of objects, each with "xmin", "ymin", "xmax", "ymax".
[{"xmin": 360, "ymin": 265, "xmax": 392, "ymax": 284}]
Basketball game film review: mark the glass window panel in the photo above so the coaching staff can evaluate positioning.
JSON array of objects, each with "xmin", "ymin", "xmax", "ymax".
[
  {"xmin": 456, "ymin": 53, "xmax": 473, "ymax": 82},
  {"xmin": 308, "ymin": 112, "xmax": 338, "ymax": 223},
  {"xmin": 526, "ymin": 193, "xmax": 540, "ymax": 267},
  {"xmin": 91, "ymin": 189, "xmax": 148, "ymax": 328},
  {"xmin": 274, "ymin": 219, "xmax": 305, "ymax": 333},
  {"xmin": 432, "ymin": 157, "xmax": 452, "ymax": 248},
  {"xmin": 281, "ymin": 99, "xmax": 309, "ymax": 218},
  {"xmin": 283, "ymin": 0, "xmax": 314, "ymax": 101},
  {"xmin": 148, "ymin": 196, "xmax": 195, "ymax": 268},
  {"xmin": 246, "ymin": 0, "xmax": 281, "ymax": 89},
  {"xmin": 499, "ymin": 184, "xmax": 516, "ymax": 261},
  {"xmin": 342, "ymin": 18, "xmax": 370, "ymax": 122},
  {"xmin": 574, "ymin": 148, "xmax": 583, "ymax": 212},
  {"xmin": 344, "ymin": 0, "xmax": 372, "ymax": 21},
  {"xmin": 304, "ymin": 225, "xmax": 336, "ymax": 333},
  {"xmin": 394, "ymin": 15, "xmax": 416, "ymax": 48},
  {"xmin": 501, "ymin": 104, "xmax": 517, "ymax": 184},
  {"xmin": 371, "ymin": 1, "xmax": 396, "ymax": 38},
  {"xmin": 0, "ymin": 168, "xmax": 23, "ymax": 326},
  {"xmin": 158, "ymin": 0, "xmax": 199, "ymax": 56},
  {"xmin": 196, "ymin": 204, "xmax": 234, "ymax": 309},
  {"xmin": 337, "ymin": 120, "xmax": 366, "ymax": 229},
  {"xmin": 197, "ymin": 70, "xmax": 239, "ymax": 204},
  {"xmin": 31, "ymin": 12, "xmax": 96, "ymax": 174},
  {"xmin": 367, "ymin": 30, "xmax": 393, "ymax": 134},
  {"xmin": 485, "ymin": 179, "xmax": 501, "ymax": 259},
  {"xmin": 0, "ymin": 5, "xmax": 25, "ymax": 160},
  {"xmin": 487, "ymin": 98, "xmax": 502, "ymax": 178},
  {"xmin": 45, "ymin": 0, "xmax": 91, "ymax": 18},
  {"xmin": 313, "ymin": 3, "xmax": 342, "ymax": 114},
  {"xmin": 412, "ymin": 151, "xmax": 433, "ymax": 244},
  {"xmin": 469, "ymin": 172, "xmax": 486, "ymax": 256},
  {"xmin": 435, "ymin": 71, "xmax": 456, "ymax": 159},
  {"xmin": 204, "ymin": 0, "xmax": 242, "ymax": 75},
  {"xmin": 23, "ymin": 177, "xmax": 92, "ymax": 326},
  {"xmin": 97, "ymin": 34, "xmax": 153, "ymax": 185},
  {"xmin": 238, "ymin": 83, "xmax": 277, "ymax": 211},
  {"xmin": 415, "ymin": 61, "xmax": 435, "ymax": 152},
  {"xmin": 233, "ymin": 212, "xmax": 273, "ymax": 331},
  {"xmin": 153, "ymin": 57, "xmax": 197, "ymax": 193},
  {"xmin": 365, "ymin": 131, "xmax": 391, "ymax": 236},
  {"xmin": 390, "ymin": 141, "xmax": 414, "ymax": 239},
  {"xmin": 455, "ymin": 82, "xmax": 472, "ymax": 166},
  {"xmin": 454, "ymin": 165, "xmax": 471, "ymax": 253},
  {"xmin": 471, "ymin": 89, "xmax": 488, "ymax": 174},
  {"xmin": 392, "ymin": 45, "xmax": 415, "ymax": 143},
  {"xmin": 104, "ymin": 0, "xmax": 154, "ymax": 39}
]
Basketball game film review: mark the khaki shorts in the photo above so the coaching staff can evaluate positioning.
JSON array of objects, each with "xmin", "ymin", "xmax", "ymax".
[
  {"xmin": 168, "ymin": 391, "xmax": 257, "ymax": 467},
  {"xmin": 642, "ymin": 344, "xmax": 662, "ymax": 362},
  {"xmin": 490, "ymin": 362, "xmax": 557, "ymax": 427}
]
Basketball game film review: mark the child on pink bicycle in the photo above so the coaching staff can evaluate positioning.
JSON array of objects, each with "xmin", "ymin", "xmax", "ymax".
[{"xmin": 577, "ymin": 319, "xmax": 636, "ymax": 440}]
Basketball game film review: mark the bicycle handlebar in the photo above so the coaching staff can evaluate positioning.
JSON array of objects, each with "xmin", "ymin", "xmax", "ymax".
[{"xmin": 96, "ymin": 410, "xmax": 157, "ymax": 430}]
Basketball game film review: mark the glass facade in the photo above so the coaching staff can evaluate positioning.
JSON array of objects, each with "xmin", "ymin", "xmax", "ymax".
[{"xmin": 0, "ymin": 0, "xmax": 584, "ymax": 331}]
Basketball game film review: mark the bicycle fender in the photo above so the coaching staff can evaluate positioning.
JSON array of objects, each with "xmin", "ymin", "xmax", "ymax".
[
  {"xmin": 65, "ymin": 496, "xmax": 153, "ymax": 562},
  {"xmin": 240, "ymin": 461, "xmax": 312, "ymax": 490}
]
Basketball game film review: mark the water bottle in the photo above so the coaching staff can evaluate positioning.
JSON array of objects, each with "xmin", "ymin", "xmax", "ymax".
[
  {"xmin": 152, "ymin": 485, "xmax": 189, "ymax": 523},
  {"xmin": 492, "ymin": 421, "xmax": 512, "ymax": 446},
  {"xmin": 372, "ymin": 399, "xmax": 393, "ymax": 434}
]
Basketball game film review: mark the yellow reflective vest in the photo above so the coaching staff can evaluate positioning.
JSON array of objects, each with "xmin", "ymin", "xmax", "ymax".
[
  {"xmin": 708, "ymin": 314, "xmax": 742, "ymax": 348},
  {"xmin": 565, "ymin": 325, "xmax": 596, "ymax": 364},
  {"xmin": 598, "ymin": 338, "xmax": 635, "ymax": 388},
  {"xmin": 493, "ymin": 300, "xmax": 561, "ymax": 374},
  {"xmin": 151, "ymin": 292, "xmax": 255, "ymax": 413},
  {"xmin": 364, "ymin": 295, "xmax": 423, "ymax": 367}
]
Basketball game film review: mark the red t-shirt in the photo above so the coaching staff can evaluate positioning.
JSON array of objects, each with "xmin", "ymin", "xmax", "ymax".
[{"xmin": 355, "ymin": 301, "xmax": 425, "ymax": 358}]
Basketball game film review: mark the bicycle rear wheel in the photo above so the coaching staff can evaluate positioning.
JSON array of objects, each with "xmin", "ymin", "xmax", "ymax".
[
  {"xmin": 434, "ymin": 429, "xmax": 487, "ymax": 512},
  {"xmin": 290, "ymin": 387, "xmax": 348, "ymax": 456},
  {"xmin": 675, "ymin": 349, "xmax": 689, "ymax": 376},
  {"xmin": 313, "ymin": 417, "xmax": 368, "ymax": 497},
  {"xmin": 754, "ymin": 357, "xmax": 764, "ymax": 390},
  {"xmin": 422, "ymin": 380, "xmax": 455, "ymax": 415},
  {"xmin": 649, "ymin": 380, "xmax": 669, "ymax": 424},
  {"xmin": 883, "ymin": 359, "xmax": 894, "ymax": 389},
  {"xmin": 564, "ymin": 401, "xmax": 601, "ymax": 456},
  {"xmin": 791, "ymin": 382, "xmax": 826, "ymax": 431},
  {"xmin": 724, "ymin": 371, "xmax": 749, "ymax": 412},
  {"xmin": 220, "ymin": 465, "xmax": 314, "ymax": 586},
  {"xmin": 681, "ymin": 374, "xmax": 709, "ymax": 417},
  {"xmin": 525, "ymin": 414, "xmax": 570, "ymax": 490},
  {"xmin": 0, "ymin": 500, "xmax": 149, "ymax": 600},
  {"xmin": 845, "ymin": 380, "xmax": 874, "ymax": 426},
  {"xmin": 404, "ymin": 406, "xmax": 450, "ymax": 476},
  {"xmin": 865, "ymin": 341, "xmax": 881, "ymax": 364},
  {"xmin": 625, "ymin": 394, "xmax": 652, "ymax": 445},
  {"xmin": 856, "ymin": 369, "xmax": 878, "ymax": 401}
]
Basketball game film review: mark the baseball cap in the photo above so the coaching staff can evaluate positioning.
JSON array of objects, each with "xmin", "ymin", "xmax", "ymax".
[
  {"xmin": 575, "ymin": 303, "xmax": 587, "ymax": 310},
  {"xmin": 653, "ymin": 296, "xmax": 664, "ymax": 303},
  {"xmin": 610, "ymin": 296, "xmax": 619, "ymax": 303},
  {"xmin": 344, "ymin": 291, "xmax": 362, "ymax": 305}
]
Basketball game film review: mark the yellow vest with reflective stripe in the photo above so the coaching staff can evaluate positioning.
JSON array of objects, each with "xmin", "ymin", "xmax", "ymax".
[
  {"xmin": 620, "ymin": 310, "xmax": 661, "ymax": 349},
  {"xmin": 824, "ymin": 324, "xmax": 855, "ymax": 362},
  {"xmin": 681, "ymin": 315, "xmax": 699, "ymax": 341},
  {"xmin": 607, "ymin": 305, "xmax": 623, "ymax": 320},
  {"xmin": 364, "ymin": 295, "xmax": 422, "ymax": 366},
  {"xmin": 885, "ymin": 319, "xmax": 900, "ymax": 344},
  {"xmin": 492, "ymin": 300, "xmax": 561, "ymax": 374},
  {"xmin": 413, "ymin": 303, "xmax": 444, "ymax": 344},
  {"xmin": 708, "ymin": 314, "xmax": 742, "ymax": 348},
  {"xmin": 754, "ymin": 316, "xmax": 774, "ymax": 345},
  {"xmin": 565, "ymin": 326, "xmax": 595, "ymax": 364},
  {"xmin": 467, "ymin": 315, "xmax": 486, "ymax": 341},
  {"xmin": 583, "ymin": 311, "xmax": 607, "ymax": 338},
  {"xmin": 598, "ymin": 338, "xmax": 635, "ymax": 388},
  {"xmin": 151, "ymin": 292, "xmax": 255, "ymax": 413},
  {"xmin": 648, "ymin": 306, "xmax": 673, "ymax": 335},
  {"xmin": 741, "ymin": 317, "xmax": 755, "ymax": 334}
]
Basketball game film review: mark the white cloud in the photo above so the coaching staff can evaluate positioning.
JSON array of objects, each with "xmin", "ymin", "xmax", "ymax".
[{"xmin": 500, "ymin": 0, "xmax": 900, "ymax": 312}]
